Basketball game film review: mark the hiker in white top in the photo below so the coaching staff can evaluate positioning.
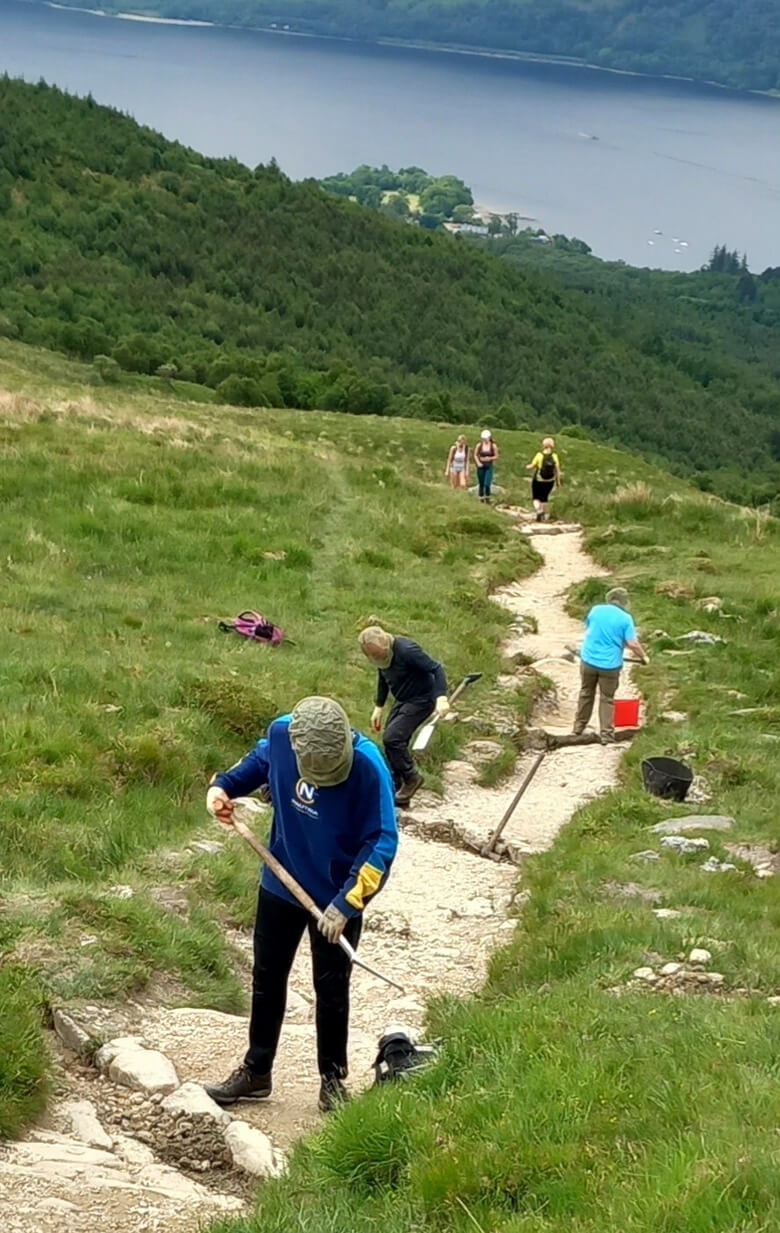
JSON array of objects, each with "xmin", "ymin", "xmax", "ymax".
[{"xmin": 445, "ymin": 435, "xmax": 470, "ymax": 490}]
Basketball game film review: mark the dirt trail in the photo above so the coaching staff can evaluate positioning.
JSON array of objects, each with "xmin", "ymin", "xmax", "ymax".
[{"xmin": 0, "ymin": 519, "xmax": 630, "ymax": 1229}]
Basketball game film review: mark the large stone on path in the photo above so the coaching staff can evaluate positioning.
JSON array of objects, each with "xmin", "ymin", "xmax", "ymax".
[
  {"xmin": 225, "ymin": 1121, "xmax": 283, "ymax": 1178},
  {"xmin": 62, "ymin": 1099, "xmax": 113, "ymax": 1150},
  {"xmin": 94, "ymin": 1035, "xmax": 146, "ymax": 1071},
  {"xmin": 51, "ymin": 1008, "xmax": 93, "ymax": 1056},
  {"xmin": 162, "ymin": 1080, "xmax": 229, "ymax": 1125},
  {"xmin": 10, "ymin": 1138, "xmax": 122, "ymax": 1171},
  {"xmin": 108, "ymin": 1045, "xmax": 179, "ymax": 1095},
  {"xmin": 651, "ymin": 815, "xmax": 734, "ymax": 835}
]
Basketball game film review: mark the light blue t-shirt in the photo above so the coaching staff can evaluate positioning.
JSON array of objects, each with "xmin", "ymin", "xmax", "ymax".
[{"xmin": 581, "ymin": 603, "xmax": 637, "ymax": 670}]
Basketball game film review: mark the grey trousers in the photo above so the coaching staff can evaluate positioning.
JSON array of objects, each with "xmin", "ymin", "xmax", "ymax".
[{"xmin": 573, "ymin": 662, "xmax": 621, "ymax": 736}]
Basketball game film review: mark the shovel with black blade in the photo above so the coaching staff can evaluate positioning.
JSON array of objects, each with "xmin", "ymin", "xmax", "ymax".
[{"xmin": 411, "ymin": 671, "xmax": 483, "ymax": 752}]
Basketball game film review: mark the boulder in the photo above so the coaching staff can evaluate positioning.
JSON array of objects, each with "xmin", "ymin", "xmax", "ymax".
[
  {"xmin": 661, "ymin": 836, "xmax": 710, "ymax": 855},
  {"xmin": 651, "ymin": 815, "xmax": 734, "ymax": 835},
  {"xmin": 62, "ymin": 1100, "xmax": 113, "ymax": 1151},
  {"xmin": 632, "ymin": 967, "xmax": 657, "ymax": 982},
  {"xmin": 161, "ymin": 1081, "xmax": 229, "ymax": 1125},
  {"xmin": 689, "ymin": 948, "xmax": 712, "ymax": 965},
  {"xmin": 224, "ymin": 1121, "xmax": 283, "ymax": 1178},
  {"xmin": 108, "ymin": 1046, "xmax": 179, "ymax": 1095},
  {"xmin": 700, "ymin": 857, "xmax": 737, "ymax": 873},
  {"xmin": 94, "ymin": 1035, "xmax": 146, "ymax": 1071},
  {"xmin": 51, "ymin": 1009, "xmax": 93, "ymax": 1056},
  {"xmin": 659, "ymin": 962, "xmax": 683, "ymax": 977},
  {"xmin": 652, "ymin": 908, "xmax": 682, "ymax": 920}
]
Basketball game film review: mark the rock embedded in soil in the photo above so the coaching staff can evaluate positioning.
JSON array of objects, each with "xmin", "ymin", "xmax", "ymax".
[
  {"xmin": 51, "ymin": 1009, "xmax": 93, "ymax": 1056},
  {"xmin": 108, "ymin": 1046, "xmax": 179, "ymax": 1096},
  {"xmin": 661, "ymin": 835, "xmax": 710, "ymax": 854},
  {"xmin": 688, "ymin": 948, "xmax": 712, "ymax": 965},
  {"xmin": 224, "ymin": 1122, "xmax": 283, "ymax": 1178},
  {"xmin": 700, "ymin": 857, "xmax": 737, "ymax": 873},
  {"xmin": 94, "ymin": 1036, "xmax": 147, "ymax": 1070},
  {"xmin": 651, "ymin": 815, "xmax": 734, "ymax": 835},
  {"xmin": 62, "ymin": 1099, "xmax": 114, "ymax": 1151},
  {"xmin": 633, "ymin": 967, "xmax": 657, "ymax": 982},
  {"xmin": 161, "ymin": 1082, "xmax": 229, "ymax": 1125}
]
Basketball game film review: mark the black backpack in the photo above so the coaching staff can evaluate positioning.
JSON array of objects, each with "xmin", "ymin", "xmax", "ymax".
[
  {"xmin": 539, "ymin": 452, "xmax": 556, "ymax": 481},
  {"xmin": 372, "ymin": 1032, "xmax": 438, "ymax": 1084}
]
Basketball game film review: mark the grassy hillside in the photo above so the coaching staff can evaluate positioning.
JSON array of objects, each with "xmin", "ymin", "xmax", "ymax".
[
  {"xmin": 2, "ymin": 78, "xmax": 780, "ymax": 504},
  {"xmin": 39, "ymin": 0, "xmax": 780, "ymax": 91},
  {"xmin": 2, "ymin": 339, "xmax": 778, "ymax": 1230},
  {"xmin": 0, "ymin": 336, "xmax": 544, "ymax": 1136}
]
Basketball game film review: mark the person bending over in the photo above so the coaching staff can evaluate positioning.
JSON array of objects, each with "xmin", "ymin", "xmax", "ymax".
[
  {"xmin": 573, "ymin": 587, "xmax": 648, "ymax": 743},
  {"xmin": 205, "ymin": 696, "xmax": 397, "ymax": 1113},
  {"xmin": 358, "ymin": 625, "xmax": 449, "ymax": 806}
]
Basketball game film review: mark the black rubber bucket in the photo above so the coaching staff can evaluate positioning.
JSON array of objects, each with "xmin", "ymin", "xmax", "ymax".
[{"xmin": 641, "ymin": 756, "xmax": 693, "ymax": 802}]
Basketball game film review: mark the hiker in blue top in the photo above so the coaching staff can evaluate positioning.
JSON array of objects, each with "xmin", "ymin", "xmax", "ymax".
[
  {"xmin": 204, "ymin": 696, "xmax": 398, "ymax": 1113},
  {"xmin": 573, "ymin": 587, "xmax": 649, "ymax": 743}
]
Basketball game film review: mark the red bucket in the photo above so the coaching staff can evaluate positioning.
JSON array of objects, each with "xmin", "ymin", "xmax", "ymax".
[{"xmin": 614, "ymin": 698, "xmax": 640, "ymax": 728}]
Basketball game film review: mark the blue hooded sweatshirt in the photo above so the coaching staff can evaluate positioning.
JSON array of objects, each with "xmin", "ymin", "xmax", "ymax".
[{"xmin": 213, "ymin": 715, "xmax": 398, "ymax": 918}]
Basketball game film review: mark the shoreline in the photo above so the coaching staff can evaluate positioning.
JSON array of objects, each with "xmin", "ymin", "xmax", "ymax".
[{"xmin": 35, "ymin": 0, "xmax": 780, "ymax": 102}]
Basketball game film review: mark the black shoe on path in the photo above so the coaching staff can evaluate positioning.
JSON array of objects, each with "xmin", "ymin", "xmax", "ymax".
[
  {"xmin": 394, "ymin": 772, "xmax": 425, "ymax": 807},
  {"xmin": 205, "ymin": 1064, "xmax": 272, "ymax": 1107},
  {"xmin": 318, "ymin": 1076, "xmax": 349, "ymax": 1114}
]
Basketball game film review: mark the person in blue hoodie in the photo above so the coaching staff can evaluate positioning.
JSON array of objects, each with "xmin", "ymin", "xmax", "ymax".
[{"xmin": 204, "ymin": 696, "xmax": 398, "ymax": 1113}]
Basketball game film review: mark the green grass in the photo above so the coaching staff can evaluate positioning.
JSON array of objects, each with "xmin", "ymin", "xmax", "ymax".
[
  {"xmin": 0, "ymin": 339, "xmax": 549, "ymax": 1135},
  {"xmin": 205, "ymin": 399, "xmax": 777, "ymax": 1231},
  {"xmin": 2, "ymin": 338, "xmax": 779, "ymax": 1231}
]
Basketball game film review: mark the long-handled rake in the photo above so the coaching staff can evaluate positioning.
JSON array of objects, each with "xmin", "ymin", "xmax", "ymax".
[{"xmin": 230, "ymin": 798, "xmax": 406, "ymax": 994}]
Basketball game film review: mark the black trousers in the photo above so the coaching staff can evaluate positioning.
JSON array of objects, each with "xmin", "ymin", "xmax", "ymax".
[
  {"xmin": 383, "ymin": 697, "xmax": 434, "ymax": 787},
  {"xmin": 245, "ymin": 888, "xmax": 362, "ymax": 1080}
]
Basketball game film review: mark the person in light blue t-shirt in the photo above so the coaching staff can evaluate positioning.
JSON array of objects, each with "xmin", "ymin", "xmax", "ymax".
[{"xmin": 573, "ymin": 587, "xmax": 648, "ymax": 742}]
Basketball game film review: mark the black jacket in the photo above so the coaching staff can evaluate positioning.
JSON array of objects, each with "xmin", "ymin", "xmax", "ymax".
[{"xmin": 375, "ymin": 636, "xmax": 448, "ymax": 707}]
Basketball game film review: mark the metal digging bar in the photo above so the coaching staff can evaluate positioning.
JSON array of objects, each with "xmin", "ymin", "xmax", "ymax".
[
  {"xmin": 481, "ymin": 752, "xmax": 546, "ymax": 857},
  {"xmin": 230, "ymin": 799, "xmax": 406, "ymax": 994},
  {"xmin": 412, "ymin": 671, "xmax": 483, "ymax": 752}
]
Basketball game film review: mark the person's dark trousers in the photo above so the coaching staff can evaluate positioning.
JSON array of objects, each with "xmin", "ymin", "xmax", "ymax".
[
  {"xmin": 383, "ymin": 698, "xmax": 434, "ymax": 788},
  {"xmin": 477, "ymin": 464, "xmax": 494, "ymax": 500},
  {"xmin": 245, "ymin": 888, "xmax": 362, "ymax": 1080}
]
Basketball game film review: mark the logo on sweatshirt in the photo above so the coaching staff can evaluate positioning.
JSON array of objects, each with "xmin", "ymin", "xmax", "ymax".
[{"xmin": 293, "ymin": 779, "xmax": 318, "ymax": 816}]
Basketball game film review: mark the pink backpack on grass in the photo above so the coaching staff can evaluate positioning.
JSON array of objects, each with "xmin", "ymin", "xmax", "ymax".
[{"xmin": 218, "ymin": 610, "xmax": 285, "ymax": 645}]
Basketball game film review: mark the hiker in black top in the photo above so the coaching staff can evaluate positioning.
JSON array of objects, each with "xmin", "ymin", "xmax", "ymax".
[{"xmin": 358, "ymin": 626, "xmax": 449, "ymax": 806}]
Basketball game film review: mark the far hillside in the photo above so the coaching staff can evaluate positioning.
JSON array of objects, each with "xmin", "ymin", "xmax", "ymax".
[
  {"xmin": 38, "ymin": 0, "xmax": 780, "ymax": 91},
  {"xmin": 1, "ymin": 77, "xmax": 779, "ymax": 503}
]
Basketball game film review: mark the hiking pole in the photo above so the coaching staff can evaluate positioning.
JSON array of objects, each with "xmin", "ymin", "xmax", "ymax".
[
  {"xmin": 230, "ymin": 799, "xmax": 406, "ymax": 994},
  {"xmin": 412, "ymin": 671, "xmax": 483, "ymax": 752},
  {"xmin": 481, "ymin": 752, "xmax": 545, "ymax": 857}
]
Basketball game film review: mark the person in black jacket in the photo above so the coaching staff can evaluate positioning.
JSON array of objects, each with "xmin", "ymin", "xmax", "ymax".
[{"xmin": 358, "ymin": 625, "xmax": 449, "ymax": 806}]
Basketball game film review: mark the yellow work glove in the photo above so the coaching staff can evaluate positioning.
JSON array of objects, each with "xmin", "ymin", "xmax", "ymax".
[
  {"xmin": 318, "ymin": 902, "xmax": 348, "ymax": 943},
  {"xmin": 371, "ymin": 705, "xmax": 384, "ymax": 732},
  {"xmin": 435, "ymin": 695, "xmax": 450, "ymax": 718}
]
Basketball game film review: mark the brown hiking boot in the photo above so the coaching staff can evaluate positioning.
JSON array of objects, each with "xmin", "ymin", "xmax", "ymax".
[{"xmin": 394, "ymin": 772, "xmax": 424, "ymax": 808}]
